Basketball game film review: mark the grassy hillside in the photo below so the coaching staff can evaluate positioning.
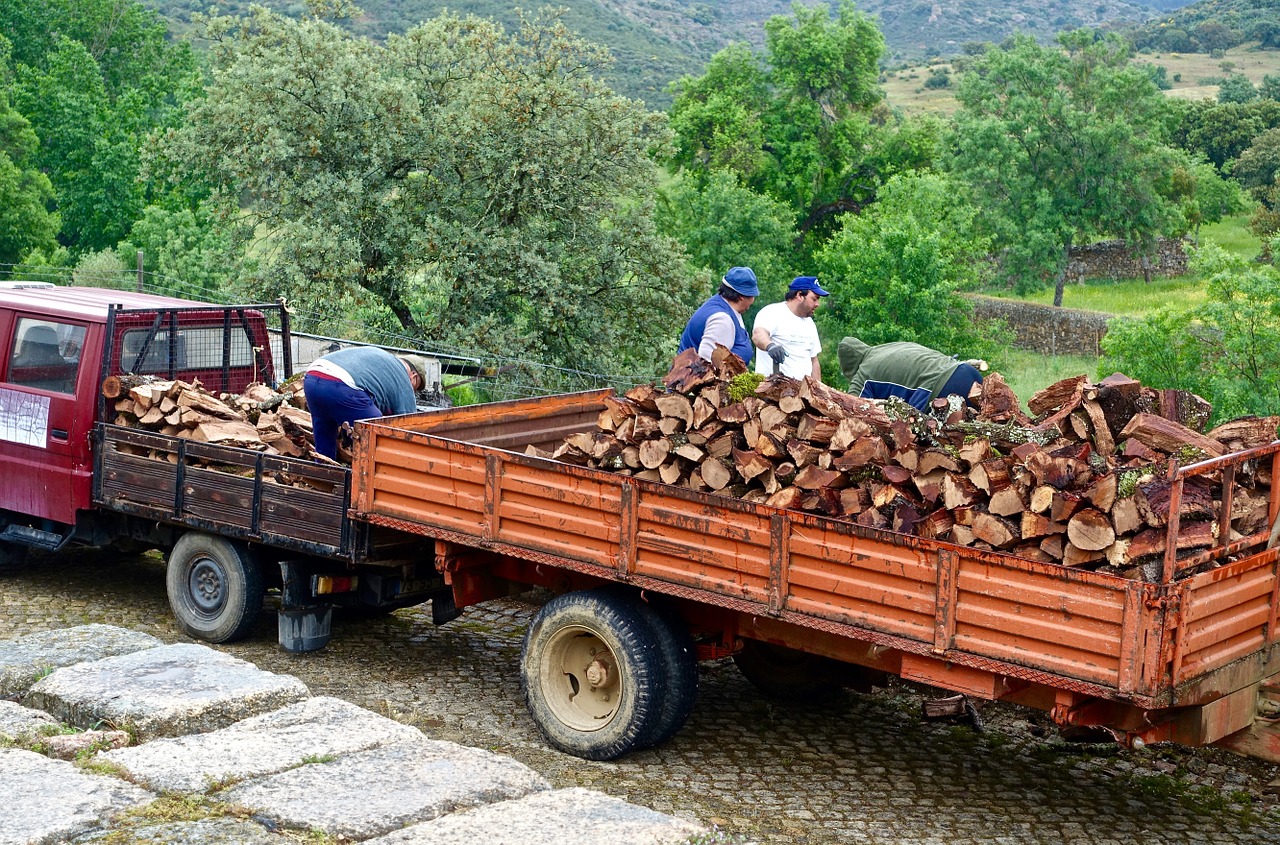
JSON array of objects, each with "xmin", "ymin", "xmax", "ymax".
[
  {"xmin": 882, "ymin": 42, "xmax": 1280, "ymax": 115},
  {"xmin": 145, "ymin": 0, "xmax": 1182, "ymax": 106}
]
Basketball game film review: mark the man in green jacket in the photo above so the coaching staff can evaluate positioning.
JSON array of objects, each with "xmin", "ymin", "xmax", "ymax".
[{"xmin": 837, "ymin": 337, "xmax": 984, "ymax": 411}]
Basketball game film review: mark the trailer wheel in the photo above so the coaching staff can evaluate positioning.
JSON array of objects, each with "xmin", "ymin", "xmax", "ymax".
[
  {"xmin": 627, "ymin": 595, "xmax": 698, "ymax": 750},
  {"xmin": 166, "ymin": 533, "xmax": 264, "ymax": 643},
  {"xmin": 733, "ymin": 640, "xmax": 843, "ymax": 701},
  {"xmin": 521, "ymin": 589, "xmax": 665, "ymax": 760}
]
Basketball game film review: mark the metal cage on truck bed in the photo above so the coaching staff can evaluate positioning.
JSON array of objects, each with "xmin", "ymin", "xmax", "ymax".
[{"xmin": 350, "ymin": 389, "xmax": 1280, "ymax": 756}]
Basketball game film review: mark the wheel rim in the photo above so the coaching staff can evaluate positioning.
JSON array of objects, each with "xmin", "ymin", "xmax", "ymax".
[
  {"xmin": 539, "ymin": 624, "xmax": 622, "ymax": 733},
  {"xmin": 187, "ymin": 556, "xmax": 226, "ymax": 616}
]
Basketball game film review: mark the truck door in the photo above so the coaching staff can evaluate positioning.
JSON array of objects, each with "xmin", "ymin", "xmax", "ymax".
[{"xmin": 0, "ymin": 315, "xmax": 92, "ymax": 524}]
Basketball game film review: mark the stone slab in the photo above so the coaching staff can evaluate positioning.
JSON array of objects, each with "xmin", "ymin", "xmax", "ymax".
[
  {"xmin": 0, "ymin": 624, "xmax": 163, "ymax": 696},
  {"xmin": 0, "ymin": 699, "xmax": 59, "ymax": 742},
  {"xmin": 70, "ymin": 818, "xmax": 282, "ymax": 844},
  {"xmin": 0, "ymin": 748, "xmax": 154, "ymax": 845},
  {"xmin": 219, "ymin": 736, "xmax": 550, "ymax": 840},
  {"xmin": 24, "ymin": 643, "xmax": 309, "ymax": 740},
  {"xmin": 103, "ymin": 695, "xmax": 424, "ymax": 793},
  {"xmin": 365, "ymin": 787, "xmax": 707, "ymax": 844}
]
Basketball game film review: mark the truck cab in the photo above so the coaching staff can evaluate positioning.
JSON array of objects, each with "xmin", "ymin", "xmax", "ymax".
[{"xmin": 0, "ymin": 285, "xmax": 277, "ymax": 536}]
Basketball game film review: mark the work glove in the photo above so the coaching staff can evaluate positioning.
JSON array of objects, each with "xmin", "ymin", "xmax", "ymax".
[{"xmin": 766, "ymin": 341, "xmax": 786, "ymax": 365}]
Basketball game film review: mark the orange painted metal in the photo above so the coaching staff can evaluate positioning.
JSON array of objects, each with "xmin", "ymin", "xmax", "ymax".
[{"xmin": 349, "ymin": 391, "xmax": 1280, "ymax": 749}]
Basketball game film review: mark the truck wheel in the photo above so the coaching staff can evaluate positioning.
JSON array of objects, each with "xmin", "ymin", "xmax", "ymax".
[
  {"xmin": 627, "ymin": 596, "xmax": 698, "ymax": 749},
  {"xmin": 166, "ymin": 533, "xmax": 264, "ymax": 643},
  {"xmin": 520, "ymin": 589, "xmax": 665, "ymax": 760},
  {"xmin": 733, "ymin": 640, "xmax": 843, "ymax": 702}
]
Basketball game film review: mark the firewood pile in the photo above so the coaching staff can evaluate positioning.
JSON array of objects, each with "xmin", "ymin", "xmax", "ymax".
[
  {"xmin": 105, "ymin": 374, "xmax": 323, "ymax": 462},
  {"xmin": 540, "ymin": 346, "xmax": 1280, "ymax": 581}
]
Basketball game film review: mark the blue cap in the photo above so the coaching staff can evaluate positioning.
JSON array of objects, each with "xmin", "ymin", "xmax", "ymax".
[
  {"xmin": 789, "ymin": 276, "xmax": 829, "ymax": 296},
  {"xmin": 722, "ymin": 266, "xmax": 759, "ymax": 297}
]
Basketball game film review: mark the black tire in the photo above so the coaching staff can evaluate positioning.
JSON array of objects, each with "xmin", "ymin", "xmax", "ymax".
[
  {"xmin": 627, "ymin": 595, "xmax": 698, "ymax": 750},
  {"xmin": 166, "ymin": 533, "xmax": 264, "ymax": 643},
  {"xmin": 520, "ymin": 589, "xmax": 666, "ymax": 760},
  {"xmin": 733, "ymin": 640, "xmax": 845, "ymax": 701}
]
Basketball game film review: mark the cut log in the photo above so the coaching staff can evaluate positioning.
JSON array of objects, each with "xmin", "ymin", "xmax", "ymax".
[
  {"xmin": 1021, "ymin": 511, "xmax": 1067, "ymax": 539},
  {"xmin": 973, "ymin": 512, "xmax": 1019, "ymax": 548},
  {"xmin": 701, "ymin": 458, "xmax": 733, "ymax": 491},
  {"xmin": 1136, "ymin": 478, "xmax": 1216, "ymax": 527},
  {"xmin": 1119, "ymin": 413, "xmax": 1225, "ymax": 459},
  {"xmin": 1067, "ymin": 508, "xmax": 1116, "ymax": 552},
  {"xmin": 941, "ymin": 474, "xmax": 980, "ymax": 509},
  {"xmin": 988, "ymin": 487, "xmax": 1027, "ymax": 517},
  {"xmin": 1208, "ymin": 416, "xmax": 1280, "ymax": 450},
  {"xmin": 639, "ymin": 439, "xmax": 670, "ymax": 470},
  {"xmin": 732, "ymin": 447, "xmax": 773, "ymax": 481}
]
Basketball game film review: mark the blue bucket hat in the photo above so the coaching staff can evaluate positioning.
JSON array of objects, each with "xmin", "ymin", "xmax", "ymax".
[
  {"xmin": 722, "ymin": 266, "xmax": 759, "ymax": 298},
  {"xmin": 789, "ymin": 276, "xmax": 829, "ymax": 296}
]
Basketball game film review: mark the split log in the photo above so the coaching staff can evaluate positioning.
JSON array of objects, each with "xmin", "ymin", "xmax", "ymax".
[
  {"xmin": 1119, "ymin": 413, "xmax": 1225, "ymax": 459},
  {"xmin": 1067, "ymin": 508, "xmax": 1116, "ymax": 552}
]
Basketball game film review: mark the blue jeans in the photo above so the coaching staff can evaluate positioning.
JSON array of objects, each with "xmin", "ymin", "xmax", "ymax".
[{"xmin": 302, "ymin": 373, "xmax": 381, "ymax": 459}]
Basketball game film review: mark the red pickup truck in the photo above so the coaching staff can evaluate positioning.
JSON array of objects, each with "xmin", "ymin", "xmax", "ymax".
[{"xmin": 0, "ymin": 284, "xmax": 453, "ymax": 651}]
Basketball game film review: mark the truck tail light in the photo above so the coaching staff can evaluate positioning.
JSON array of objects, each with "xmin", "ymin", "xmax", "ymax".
[{"xmin": 312, "ymin": 575, "xmax": 358, "ymax": 595}]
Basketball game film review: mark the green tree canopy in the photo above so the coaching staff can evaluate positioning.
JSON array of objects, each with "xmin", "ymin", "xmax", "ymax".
[
  {"xmin": 1100, "ymin": 243, "xmax": 1280, "ymax": 423},
  {"xmin": 668, "ymin": 1, "xmax": 937, "ymax": 254},
  {"xmin": 1218, "ymin": 74, "xmax": 1258, "ymax": 105},
  {"xmin": 153, "ymin": 4, "xmax": 697, "ymax": 376},
  {"xmin": 656, "ymin": 169, "xmax": 797, "ymax": 303},
  {"xmin": 0, "ymin": 36, "xmax": 58, "ymax": 266},
  {"xmin": 813, "ymin": 171, "xmax": 1008, "ymax": 376},
  {"xmin": 950, "ymin": 31, "xmax": 1183, "ymax": 306}
]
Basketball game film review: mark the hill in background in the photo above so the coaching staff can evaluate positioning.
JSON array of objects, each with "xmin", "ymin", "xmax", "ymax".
[{"xmin": 145, "ymin": 0, "xmax": 1199, "ymax": 105}]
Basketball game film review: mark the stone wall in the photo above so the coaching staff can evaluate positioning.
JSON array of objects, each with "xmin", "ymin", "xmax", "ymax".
[
  {"xmin": 1067, "ymin": 237, "xmax": 1188, "ymax": 281},
  {"xmin": 968, "ymin": 294, "xmax": 1114, "ymax": 357}
]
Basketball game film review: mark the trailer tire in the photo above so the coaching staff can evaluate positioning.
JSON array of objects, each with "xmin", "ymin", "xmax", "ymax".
[
  {"xmin": 166, "ymin": 533, "xmax": 264, "ymax": 643},
  {"xmin": 521, "ymin": 589, "xmax": 665, "ymax": 760},
  {"xmin": 626, "ymin": 595, "xmax": 698, "ymax": 750},
  {"xmin": 733, "ymin": 640, "xmax": 843, "ymax": 701}
]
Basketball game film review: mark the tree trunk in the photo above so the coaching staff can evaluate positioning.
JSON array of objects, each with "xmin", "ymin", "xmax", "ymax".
[{"xmin": 1053, "ymin": 236, "xmax": 1072, "ymax": 308}]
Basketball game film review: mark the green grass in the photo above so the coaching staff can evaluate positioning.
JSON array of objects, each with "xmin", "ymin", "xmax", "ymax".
[
  {"xmin": 993, "ymin": 349, "xmax": 1098, "ymax": 408},
  {"xmin": 980, "ymin": 214, "xmax": 1261, "ymax": 315}
]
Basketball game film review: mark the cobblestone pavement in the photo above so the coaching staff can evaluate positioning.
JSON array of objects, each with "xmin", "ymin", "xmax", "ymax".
[{"xmin": 5, "ymin": 548, "xmax": 1280, "ymax": 844}]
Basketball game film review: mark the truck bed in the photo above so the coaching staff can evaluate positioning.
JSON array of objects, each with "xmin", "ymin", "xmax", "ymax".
[
  {"xmin": 350, "ymin": 390, "xmax": 1280, "ymax": 716},
  {"xmin": 94, "ymin": 424, "xmax": 352, "ymax": 559}
]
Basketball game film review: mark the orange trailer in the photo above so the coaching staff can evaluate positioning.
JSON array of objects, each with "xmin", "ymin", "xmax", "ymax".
[{"xmin": 350, "ymin": 389, "xmax": 1280, "ymax": 761}]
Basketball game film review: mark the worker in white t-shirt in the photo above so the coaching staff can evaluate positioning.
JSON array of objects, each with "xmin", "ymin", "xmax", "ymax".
[{"xmin": 751, "ymin": 276, "xmax": 829, "ymax": 380}]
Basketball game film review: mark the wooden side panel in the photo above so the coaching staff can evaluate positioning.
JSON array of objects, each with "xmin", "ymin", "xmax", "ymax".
[
  {"xmin": 786, "ymin": 521, "xmax": 936, "ymax": 641},
  {"xmin": 950, "ymin": 561, "xmax": 1130, "ymax": 686},
  {"xmin": 180, "ymin": 465, "xmax": 254, "ymax": 528},
  {"xmin": 633, "ymin": 494, "xmax": 773, "ymax": 602},
  {"xmin": 1178, "ymin": 558, "xmax": 1277, "ymax": 683},
  {"xmin": 99, "ymin": 450, "xmax": 177, "ymax": 508}
]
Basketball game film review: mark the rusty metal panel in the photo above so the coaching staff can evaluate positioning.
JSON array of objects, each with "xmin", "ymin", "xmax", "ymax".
[
  {"xmin": 1177, "ymin": 559, "xmax": 1275, "ymax": 682},
  {"xmin": 786, "ymin": 521, "xmax": 936, "ymax": 642},
  {"xmin": 364, "ymin": 435, "xmax": 486, "ymax": 534},
  {"xmin": 951, "ymin": 561, "xmax": 1129, "ymax": 686},
  {"xmin": 633, "ymin": 493, "xmax": 772, "ymax": 602},
  {"xmin": 493, "ymin": 460, "xmax": 622, "ymax": 568}
]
